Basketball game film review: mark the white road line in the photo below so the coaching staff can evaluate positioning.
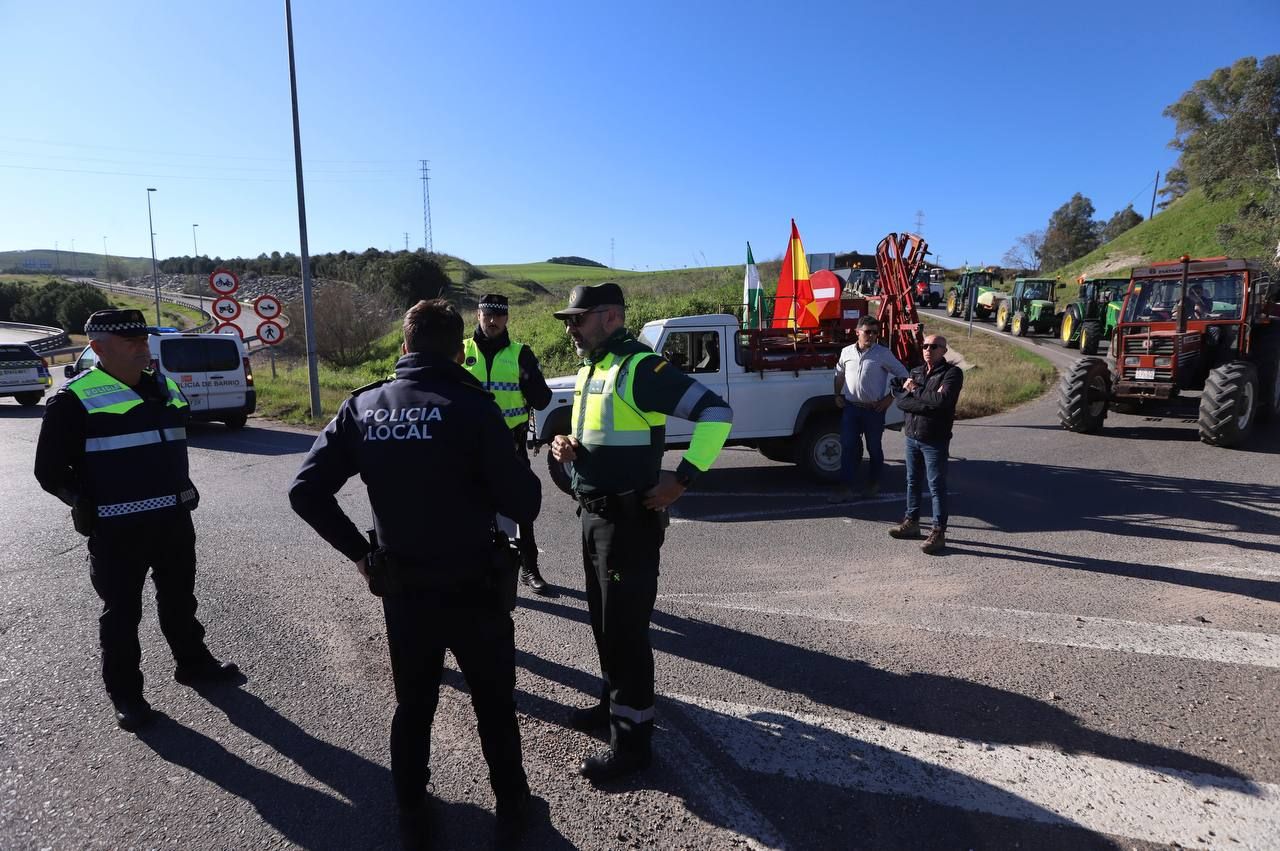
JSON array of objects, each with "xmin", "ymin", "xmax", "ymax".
[
  {"xmin": 673, "ymin": 693, "xmax": 1280, "ymax": 850},
  {"xmin": 661, "ymin": 598, "xmax": 1280, "ymax": 669}
]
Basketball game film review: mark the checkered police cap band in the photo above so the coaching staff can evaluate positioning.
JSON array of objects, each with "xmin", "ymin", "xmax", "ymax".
[
  {"xmin": 478, "ymin": 302, "xmax": 509, "ymax": 313},
  {"xmin": 85, "ymin": 319, "xmax": 149, "ymax": 333}
]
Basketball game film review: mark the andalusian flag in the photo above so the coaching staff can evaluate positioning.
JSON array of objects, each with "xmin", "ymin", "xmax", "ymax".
[
  {"xmin": 770, "ymin": 219, "xmax": 814, "ymax": 329},
  {"xmin": 743, "ymin": 242, "xmax": 762, "ymax": 328}
]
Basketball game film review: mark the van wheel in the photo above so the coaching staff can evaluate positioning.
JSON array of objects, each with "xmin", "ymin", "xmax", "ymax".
[
  {"xmin": 223, "ymin": 415, "xmax": 248, "ymax": 430},
  {"xmin": 798, "ymin": 414, "xmax": 842, "ymax": 482},
  {"xmin": 547, "ymin": 453, "xmax": 574, "ymax": 496},
  {"xmin": 15, "ymin": 391, "xmax": 43, "ymax": 407}
]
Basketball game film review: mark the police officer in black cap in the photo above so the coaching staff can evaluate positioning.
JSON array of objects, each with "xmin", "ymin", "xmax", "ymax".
[
  {"xmin": 34, "ymin": 309, "xmax": 239, "ymax": 732},
  {"xmin": 550, "ymin": 282, "xmax": 733, "ymax": 781},
  {"xmin": 289, "ymin": 299, "xmax": 542, "ymax": 848},
  {"xmin": 463, "ymin": 293, "xmax": 552, "ymax": 593}
]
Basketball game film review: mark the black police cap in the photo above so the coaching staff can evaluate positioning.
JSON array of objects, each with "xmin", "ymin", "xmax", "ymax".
[
  {"xmin": 477, "ymin": 293, "xmax": 509, "ymax": 314},
  {"xmin": 84, "ymin": 309, "xmax": 149, "ymax": 337},
  {"xmin": 553, "ymin": 282, "xmax": 626, "ymax": 319}
]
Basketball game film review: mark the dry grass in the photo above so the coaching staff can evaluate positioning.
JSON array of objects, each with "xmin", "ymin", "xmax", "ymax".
[{"xmin": 922, "ymin": 317, "xmax": 1057, "ymax": 419}]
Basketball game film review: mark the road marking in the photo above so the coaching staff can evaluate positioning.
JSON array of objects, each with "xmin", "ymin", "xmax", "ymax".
[
  {"xmin": 672, "ymin": 693, "xmax": 1279, "ymax": 849},
  {"xmin": 661, "ymin": 597, "xmax": 1280, "ymax": 669}
]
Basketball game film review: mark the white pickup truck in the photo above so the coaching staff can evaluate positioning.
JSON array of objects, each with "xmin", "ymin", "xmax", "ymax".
[{"xmin": 532, "ymin": 313, "xmax": 904, "ymax": 492}]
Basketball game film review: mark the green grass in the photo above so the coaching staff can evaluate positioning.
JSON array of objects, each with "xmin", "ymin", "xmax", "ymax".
[
  {"xmin": 0, "ymin": 250, "xmax": 152, "ymax": 277},
  {"xmin": 252, "ymin": 329, "xmax": 403, "ymax": 424},
  {"xmin": 478, "ymin": 262, "xmax": 640, "ymax": 284},
  {"xmin": 921, "ymin": 316, "xmax": 1056, "ymax": 419}
]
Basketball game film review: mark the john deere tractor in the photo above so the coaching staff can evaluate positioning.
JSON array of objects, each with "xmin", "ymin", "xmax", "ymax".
[
  {"xmin": 995, "ymin": 277, "xmax": 1062, "ymax": 336},
  {"xmin": 1058, "ymin": 256, "xmax": 1280, "ymax": 447},
  {"xmin": 945, "ymin": 268, "xmax": 1005, "ymax": 320},
  {"xmin": 1059, "ymin": 276, "xmax": 1127, "ymax": 354}
]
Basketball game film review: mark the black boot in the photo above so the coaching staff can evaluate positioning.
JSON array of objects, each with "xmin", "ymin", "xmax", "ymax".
[
  {"xmin": 568, "ymin": 701, "xmax": 609, "ymax": 732},
  {"xmin": 112, "ymin": 696, "xmax": 155, "ymax": 732},
  {"xmin": 577, "ymin": 747, "xmax": 651, "ymax": 782},
  {"xmin": 519, "ymin": 565, "xmax": 549, "ymax": 596},
  {"xmin": 174, "ymin": 658, "xmax": 242, "ymax": 686}
]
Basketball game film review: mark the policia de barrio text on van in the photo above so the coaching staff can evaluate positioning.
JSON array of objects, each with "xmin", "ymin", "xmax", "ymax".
[
  {"xmin": 288, "ymin": 299, "xmax": 542, "ymax": 847},
  {"xmin": 33, "ymin": 309, "xmax": 239, "ymax": 733},
  {"xmin": 550, "ymin": 282, "xmax": 733, "ymax": 782}
]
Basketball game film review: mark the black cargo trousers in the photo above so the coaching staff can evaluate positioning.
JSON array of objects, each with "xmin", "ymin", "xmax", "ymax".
[
  {"xmin": 511, "ymin": 426, "xmax": 539, "ymax": 571},
  {"xmin": 580, "ymin": 493, "xmax": 666, "ymax": 756},
  {"xmin": 86, "ymin": 510, "xmax": 215, "ymax": 702},
  {"xmin": 382, "ymin": 587, "xmax": 528, "ymax": 810}
]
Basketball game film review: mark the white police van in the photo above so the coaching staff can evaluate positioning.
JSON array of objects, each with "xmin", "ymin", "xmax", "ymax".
[
  {"xmin": 66, "ymin": 331, "xmax": 256, "ymax": 428},
  {"xmin": 0, "ymin": 343, "xmax": 53, "ymax": 406}
]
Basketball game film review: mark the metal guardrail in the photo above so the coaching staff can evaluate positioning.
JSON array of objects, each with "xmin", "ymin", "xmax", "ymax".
[{"xmin": 0, "ymin": 320, "xmax": 70, "ymax": 352}]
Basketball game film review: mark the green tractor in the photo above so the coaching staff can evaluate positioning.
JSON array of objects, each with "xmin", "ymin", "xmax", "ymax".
[
  {"xmin": 995, "ymin": 277, "xmax": 1062, "ymax": 336},
  {"xmin": 1059, "ymin": 276, "xmax": 1128, "ymax": 354},
  {"xmin": 945, "ymin": 268, "xmax": 1005, "ymax": 320}
]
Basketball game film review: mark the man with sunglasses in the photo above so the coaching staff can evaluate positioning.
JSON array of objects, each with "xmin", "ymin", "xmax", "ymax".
[
  {"xmin": 549, "ymin": 282, "xmax": 732, "ymax": 782},
  {"xmin": 889, "ymin": 334, "xmax": 963, "ymax": 554},
  {"xmin": 829, "ymin": 316, "xmax": 908, "ymax": 502}
]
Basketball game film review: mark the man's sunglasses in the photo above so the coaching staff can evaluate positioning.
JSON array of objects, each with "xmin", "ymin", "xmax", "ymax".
[
  {"xmin": 564, "ymin": 308, "xmax": 608, "ymax": 327},
  {"xmin": 924, "ymin": 342, "xmax": 946, "ymax": 350}
]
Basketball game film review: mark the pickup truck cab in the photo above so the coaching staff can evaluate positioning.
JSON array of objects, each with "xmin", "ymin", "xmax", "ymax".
[{"xmin": 533, "ymin": 313, "xmax": 904, "ymax": 492}]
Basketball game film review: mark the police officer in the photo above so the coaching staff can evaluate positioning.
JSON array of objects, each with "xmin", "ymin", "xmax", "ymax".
[
  {"xmin": 34, "ymin": 309, "xmax": 239, "ymax": 732},
  {"xmin": 288, "ymin": 299, "xmax": 541, "ymax": 849},
  {"xmin": 463, "ymin": 293, "xmax": 552, "ymax": 593},
  {"xmin": 549, "ymin": 283, "xmax": 732, "ymax": 782}
]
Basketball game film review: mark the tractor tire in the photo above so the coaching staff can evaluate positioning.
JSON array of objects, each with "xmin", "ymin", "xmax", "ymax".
[
  {"xmin": 797, "ymin": 414, "xmax": 843, "ymax": 483},
  {"xmin": 995, "ymin": 303, "xmax": 1011, "ymax": 332},
  {"xmin": 1199, "ymin": 361, "xmax": 1259, "ymax": 447},
  {"xmin": 15, "ymin": 391, "xmax": 43, "ymax": 407},
  {"xmin": 1012, "ymin": 311, "xmax": 1028, "ymax": 337},
  {"xmin": 1058, "ymin": 357, "xmax": 1111, "ymax": 434},
  {"xmin": 547, "ymin": 452, "xmax": 575, "ymax": 496},
  {"xmin": 1080, "ymin": 320, "xmax": 1104, "ymax": 355},
  {"xmin": 1059, "ymin": 308, "xmax": 1079, "ymax": 348},
  {"xmin": 1253, "ymin": 326, "xmax": 1280, "ymax": 423},
  {"xmin": 974, "ymin": 305, "xmax": 991, "ymax": 321},
  {"xmin": 756, "ymin": 437, "xmax": 796, "ymax": 463},
  {"xmin": 946, "ymin": 291, "xmax": 960, "ymax": 316}
]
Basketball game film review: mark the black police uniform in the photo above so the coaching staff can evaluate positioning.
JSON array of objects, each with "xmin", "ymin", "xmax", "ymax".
[
  {"xmin": 33, "ymin": 310, "xmax": 231, "ymax": 726},
  {"xmin": 288, "ymin": 351, "xmax": 541, "ymax": 817}
]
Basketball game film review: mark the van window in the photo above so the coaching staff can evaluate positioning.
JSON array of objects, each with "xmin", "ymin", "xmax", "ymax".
[{"xmin": 160, "ymin": 338, "xmax": 241, "ymax": 373}]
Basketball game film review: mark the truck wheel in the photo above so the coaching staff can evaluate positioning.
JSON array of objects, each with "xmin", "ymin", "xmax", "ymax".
[
  {"xmin": 1058, "ymin": 357, "xmax": 1110, "ymax": 434},
  {"xmin": 1059, "ymin": 309, "xmax": 1078, "ymax": 348},
  {"xmin": 757, "ymin": 437, "xmax": 796, "ymax": 463},
  {"xmin": 995, "ymin": 303, "xmax": 1010, "ymax": 332},
  {"xmin": 946, "ymin": 291, "xmax": 960, "ymax": 316},
  {"xmin": 1080, "ymin": 320, "xmax": 1103, "ymax": 355},
  {"xmin": 1199, "ymin": 361, "xmax": 1259, "ymax": 447},
  {"xmin": 1012, "ymin": 311, "xmax": 1028, "ymax": 337},
  {"xmin": 223, "ymin": 414, "xmax": 248, "ymax": 430},
  {"xmin": 798, "ymin": 414, "xmax": 842, "ymax": 482},
  {"xmin": 547, "ymin": 453, "xmax": 575, "ymax": 496},
  {"xmin": 15, "ymin": 391, "xmax": 43, "ymax": 407},
  {"xmin": 1252, "ymin": 326, "xmax": 1280, "ymax": 422}
]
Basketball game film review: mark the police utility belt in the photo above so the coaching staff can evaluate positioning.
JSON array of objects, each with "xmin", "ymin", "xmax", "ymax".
[
  {"xmin": 362, "ymin": 528, "xmax": 519, "ymax": 612},
  {"xmin": 575, "ymin": 489, "xmax": 670, "ymax": 529}
]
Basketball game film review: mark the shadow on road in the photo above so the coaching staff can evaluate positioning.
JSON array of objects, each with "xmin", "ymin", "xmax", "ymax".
[
  {"xmin": 186, "ymin": 423, "xmax": 317, "ymax": 457},
  {"xmin": 0, "ymin": 403, "xmax": 46, "ymax": 418}
]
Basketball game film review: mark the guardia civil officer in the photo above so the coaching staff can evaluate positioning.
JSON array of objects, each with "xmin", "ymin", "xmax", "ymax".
[
  {"xmin": 288, "ymin": 299, "xmax": 542, "ymax": 849},
  {"xmin": 549, "ymin": 283, "xmax": 733, "ymax": 782},
  {"xmin": 463, "ymin": 293, "xmax": 552, "ymax": 593},
  {"xmin": 34, "ymin": 309, "xmax": 239, "ymax": 732}
]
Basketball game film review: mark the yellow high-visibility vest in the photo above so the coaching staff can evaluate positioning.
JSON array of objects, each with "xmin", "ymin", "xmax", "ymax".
[{"xmin": 463, "ymin": 338, "xmax": 528, "ymax": 429}]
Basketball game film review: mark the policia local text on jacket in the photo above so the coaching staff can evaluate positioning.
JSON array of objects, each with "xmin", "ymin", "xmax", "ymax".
[
  {"xmin": 33, "ymin": 310, "xmax": 235, "ymax": 731},
  {"xmin": 556, "ymin": 292, "xmax": 732, "ymax": 780},
  {"xmin": 288, "ymin": 346, "xmax": 541, "ymax": 829}
]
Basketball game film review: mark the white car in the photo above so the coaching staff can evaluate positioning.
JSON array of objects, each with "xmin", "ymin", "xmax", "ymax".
[
  {"xmin": 66, "ymin": 331, "xmax": 256, "ymax": 428},
  {"xmin": 0, "ymin": 343, "xmax": 53, "ymax": 406}
]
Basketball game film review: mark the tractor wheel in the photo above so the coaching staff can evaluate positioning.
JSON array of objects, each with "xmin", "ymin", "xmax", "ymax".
[
  {"xmin": 974, "ymin": 305, "xmax": 991, "ymax": 321},
  {"xmin": 1253, "ymin": 326, "xmax": 1280, "ymax": 423},
  {"xmin": 1012, "ymin": 311, "xmax": 1028, "ymax": 337},
  {"xmin": 1080, "ymin": 320, "xmax": 1103, "ymax": 355},
  {"xmin": 946, "ymin": 291, "xmax": 960, "ymax": 316},
  {"xmin": 1199, "ymin": 361, "xmax": 1259, "ymax": 447},
  {"xmin": 995, "ymin": 303, "xmax": 1011, "ymax": 332},
  {"xmin": 1058, "ymin": 357, "xmax": 1111, "ymax": 434},
  {"xmin": 798, "ymin": 414, "xmax": 843, "ymax": 482},
  {"xmin": 1059, "ymin": 309, "xmax": 1078, "ymax": 348},
  {"xmin": 547, "ymin": 452, "xmax": 575, "ymax": 496}
]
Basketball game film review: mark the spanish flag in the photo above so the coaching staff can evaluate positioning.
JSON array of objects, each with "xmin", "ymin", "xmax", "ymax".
[{"xmin": 770, "ymin": 219, "xmax": 813, "ymax": 329}]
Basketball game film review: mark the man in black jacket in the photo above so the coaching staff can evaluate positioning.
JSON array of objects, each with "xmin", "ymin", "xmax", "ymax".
[
  {"xmin": 289, "ymin": 299, "xmax": 542, "ymax": 848},
  {"xmin": 889, "ymin": 333, "xmax": 964, "ymax": 554}
]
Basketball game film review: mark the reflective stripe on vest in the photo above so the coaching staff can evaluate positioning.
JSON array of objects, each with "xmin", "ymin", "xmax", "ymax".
[
  {"xmin": 462, "ymin": 338, "xmax": 528, "ymax": 428},
  {"xmin": 68, "ymin": 367, "xmax": 189, "ymax": 416},
  {"xmin": 85, "ymin": 427, "xmax": 186, "ymax": 453},
  {"xmin": 572, "ymin": 351, "xmax": 666, "ymax": 448}
]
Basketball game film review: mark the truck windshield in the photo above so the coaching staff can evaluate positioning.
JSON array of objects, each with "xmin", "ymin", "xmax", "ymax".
[
  {"xmin": 638, "ymin": 325, "xmax": 661, "ymax": 350},
  {"xmin": 1122, "ymin": 273, "xmax": 1243, "ymax": 322}
]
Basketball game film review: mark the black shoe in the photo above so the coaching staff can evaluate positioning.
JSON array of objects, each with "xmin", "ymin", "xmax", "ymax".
[
  {"xmin": 577, "ymin": 747, "xmax": 650, "ymax": 782},
  {"xmin": 174, "ymin": 658, "xmax": 241, "ymax": 686},
  {"xmin": 568, "ymin": 702, "xmax": 609, "ymax": 732},
  {"xmin": 112, "ymin": 696, "xmax": 155, "ymax": 732},
  {"xmin": 397, "ymin": 796, "xmax": 433, "ymax": 851},
  {"xmin": 519, "ymin": 566, "xmax": 550, "ymax": 596},
  {"xmin": 495, "ymin": 788, "xmax": 534, "ymax": 848}
]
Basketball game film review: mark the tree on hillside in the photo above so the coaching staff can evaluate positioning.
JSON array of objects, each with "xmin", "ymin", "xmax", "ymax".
[
  {"xmin": 1001, "ymin": 230, "xmax": 1044, "ymax": 272},
  {"xmin": 1156, "ymin": 167, "xmax": 1189, "ymax": 211},
  {"xmin": 380, "ymin": 253, "xmax": 451, "ymax": 308},
  {"xmin": 1164, "ymin": 54, "xmax": 1280, "ymax": 265},
  {"xmin": 1040, "ymin": 194, "xmax": 1101, "ymax": 270},
  {"xmin": 1101, "ymin": 205, "xmax": 1144, "ymax": 243}
]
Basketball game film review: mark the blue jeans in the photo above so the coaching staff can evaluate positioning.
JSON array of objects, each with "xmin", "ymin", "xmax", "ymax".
[
  {"xmin": 904, "ymin": 436, "xmax": 949, "ymax": 529},
  {"xmin": 839, "ymin": 404, "xmax": 886, "ymax": 487}
]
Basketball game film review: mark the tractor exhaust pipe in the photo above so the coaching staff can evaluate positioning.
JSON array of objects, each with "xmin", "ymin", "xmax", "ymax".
[{"xmin": 1177, "ymin": 253, "xmax": 1190, "ymax": 334}]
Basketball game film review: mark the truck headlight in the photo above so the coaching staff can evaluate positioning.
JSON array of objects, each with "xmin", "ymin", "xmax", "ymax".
[
  {"xmin": 1124, "ymin": 356, "xmax": 1139, "ymax": 366},
  {"xmin": 1155, "ymin": 357, "xmax": 1172, "ymax": 367}
]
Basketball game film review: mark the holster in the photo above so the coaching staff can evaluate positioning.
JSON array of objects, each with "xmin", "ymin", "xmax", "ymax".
[
  {"xmin": 577, "ymin": 489, "xmax": 669, "ymax": 530},
  {"xmin": 487, "ymin": 530, "xmax": 520, "ymax": 613}
]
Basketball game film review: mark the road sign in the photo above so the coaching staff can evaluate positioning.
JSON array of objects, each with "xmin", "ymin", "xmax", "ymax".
[
  {"xmin": 212, "ymin": 296, "xmax": 241, "ymax": 321},
  {"xmin": 256, "ymin": 319, "xmax": 285, "ymax": 346},
  {"xmin": 253, "ymin": 294, "xmax": 282, "ymax": 320},
  {"xmin": 214, "ymin": 322, "xmax": 244, "ymax": 339},
  {"xmin": 209, "ymin": 269, "xmax": 239, "ymax": 296}
]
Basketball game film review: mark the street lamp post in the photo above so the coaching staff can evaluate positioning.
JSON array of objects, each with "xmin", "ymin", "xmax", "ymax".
[
  {"xmin": 192, "ymin": 224, "xmax": 202, "ymax": 317},
  {"xmin": 286, "ymin": 0, "xmax": 322, "ymax": 418},
  {"xmin": 146, "ymin": 188, "xmax": 161, "ymax": 325},
  {"xmin": 102, "ymin": 236, "xmax": 109, "ymax": 280}
]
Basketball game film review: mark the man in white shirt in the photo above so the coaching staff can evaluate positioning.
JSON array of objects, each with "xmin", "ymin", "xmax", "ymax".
[{"xmin": 829, "ymin": 316, "xmax": 908, "ymax": 502}]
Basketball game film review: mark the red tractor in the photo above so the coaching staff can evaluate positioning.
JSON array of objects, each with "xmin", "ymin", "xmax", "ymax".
[{"xmin": 1059, "ymin": 256, "xmax": 1280, "ymax": 447}]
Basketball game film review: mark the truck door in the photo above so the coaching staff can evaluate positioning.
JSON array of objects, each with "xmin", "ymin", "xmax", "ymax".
[{"xmin": 657, "ymin": 328, "xmax": 729, "ymax": 441}]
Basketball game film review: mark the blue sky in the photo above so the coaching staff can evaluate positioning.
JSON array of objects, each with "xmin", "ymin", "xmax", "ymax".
[{"xmin": 2, "ymin": 1, "xmax": 1276, "ymax": 271}]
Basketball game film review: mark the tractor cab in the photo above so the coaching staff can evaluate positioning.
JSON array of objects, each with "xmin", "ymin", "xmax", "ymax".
[
  {"xmin": 1060, "ymin": 276, "xmax": 1128, "ymax": 353},
  {"xmin": 946, "ymin": 268, "xmax": 1004, "ymax": 320}
]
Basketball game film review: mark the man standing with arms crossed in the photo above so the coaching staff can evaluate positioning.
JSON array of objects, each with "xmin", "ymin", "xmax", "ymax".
[
  {"xmin": 550, "ymin": 282, "xmax": 733, "ymax": 782},
  {"xmin": 463, "ymin": 293, "xmax": 553, "ymax": 593},
  {"xmin": 829, "ymin": 316, "xmax": 908, "ymax": 502}
]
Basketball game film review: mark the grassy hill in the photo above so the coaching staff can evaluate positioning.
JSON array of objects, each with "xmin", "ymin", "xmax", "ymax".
[
  {"xmin": 1051, "ymin": 188, "xmax": 1268, "ymax": 281},
  {"xmin": 0, "ymin": 249, "xmax": 153, "ymax": 278}
]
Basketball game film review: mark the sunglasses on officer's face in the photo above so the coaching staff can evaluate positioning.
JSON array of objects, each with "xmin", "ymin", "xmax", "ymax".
[
  {"xmin": 564, "ymin": 308, "xmax": 608, "ymax": 328},
  {"xmin": 924, "ymin": 343, "xmax": 946, "ymax": 350}
]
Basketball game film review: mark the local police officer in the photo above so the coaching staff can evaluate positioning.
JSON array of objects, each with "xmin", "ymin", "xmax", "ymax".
[
  {"xmin": 288, "ymin": 299, "xmax": 541, "ymax": 848},
  {"xmin": 463, "ymin": 293, "xmax": 552, "ymax": 593},
  {"xmin": 34, "ymin": 309, "xmax": 239, "ymax": 732},
  {"xmin": 549, "ymin": 283, "xmax": 732, "ymax": 782}
]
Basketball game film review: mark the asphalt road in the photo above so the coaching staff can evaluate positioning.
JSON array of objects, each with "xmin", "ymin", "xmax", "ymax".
[{"xmin": 2, "ymin": 326, "xmax": 1278, "ymax": 850}]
